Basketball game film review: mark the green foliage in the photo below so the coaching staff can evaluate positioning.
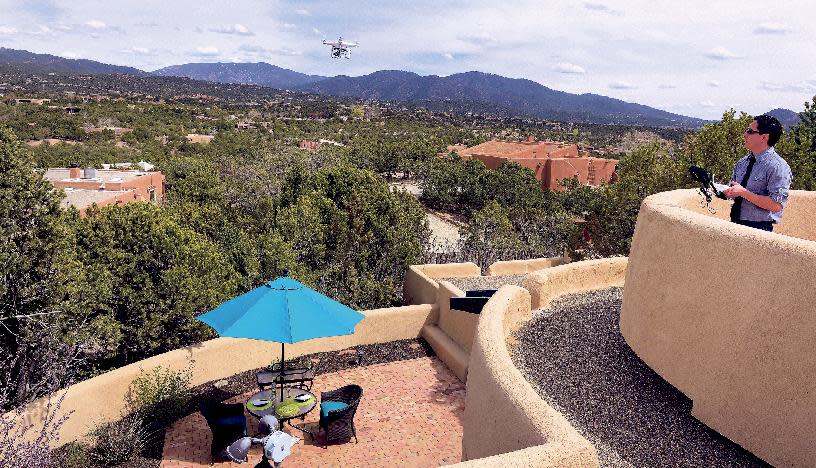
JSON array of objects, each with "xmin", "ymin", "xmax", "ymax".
[
  {"xmin": 88, "ymin": 414, "xmax": 153, "ymax": 466},
  {"xmin": 73, "ymin": 203, "xmax": 240, "ymax": 363},
  {"xmin": 679, "ymin": 110, "xmax": 753, "ymax": 182},
  {"xmin": 0, "ymin": 126, "xmax": 89, "ymax": 405},
  {"xmin": 54, "ymin": 442, "xmax": 91, "ymax": 468},
  {"xmin": 278, "ymin": 163, "xmax": 429, "ymax": 308},
  {"xmin": 126, "ymin": 365, "xmax": 193, "ymax": 427},
  {"xmin": 421, "ymin": 155, "xmax": 551, "ymax": 215},
  {"xmin": 458, "ymin": 201, "xmax": 522, "ymax": 269},
  {"xmin": 576, "ymin": 143, "xmax": 687, "ymax": 257},
  {"xmin": 777, "ymin": 96, "xmax": 816, "ymax": 190}
]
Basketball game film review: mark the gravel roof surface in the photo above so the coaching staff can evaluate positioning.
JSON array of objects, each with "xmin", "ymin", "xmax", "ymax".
[
  {"xmin": 437, "ymin": 274, "xmax": 527, "ymax": 292},
  {"xmin": 511, "ymin": 287, "xmax": 771, "ymax": 468}
]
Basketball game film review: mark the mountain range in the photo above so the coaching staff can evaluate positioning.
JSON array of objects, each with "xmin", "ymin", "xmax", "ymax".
[
  {"xmin": 152, "ymin": 62, "xmax": 324, "ymax": 89},
  {"xmin": 0, "ymin": 47, "xmax": 144, "ymax": 75},
  {"xmin": 1, "ymin": 47, "xmax": 798, "ymax": 129}
]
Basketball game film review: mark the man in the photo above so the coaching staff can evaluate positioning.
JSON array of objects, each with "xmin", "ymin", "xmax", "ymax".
[{"xmin": 724, "ymin": 115, "xmax": 792, "ymax": 232}]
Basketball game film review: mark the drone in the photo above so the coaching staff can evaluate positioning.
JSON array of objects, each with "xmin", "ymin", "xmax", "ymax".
[{"xmin": 322, "ymin": 37, "xmax": 358, "ymax": 59}]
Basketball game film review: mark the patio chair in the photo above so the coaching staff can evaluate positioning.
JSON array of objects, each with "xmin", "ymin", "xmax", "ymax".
[
  {"xmin": 200, "ymin": 402, "xmax": 248, "ymax": 462},
  {"xmin": 256, "ymin": 358, "xmax": 319, "ymax": 392},
  {"xmin": 318, "ymin": 384, "xmax": 363, "ymax": 448}
]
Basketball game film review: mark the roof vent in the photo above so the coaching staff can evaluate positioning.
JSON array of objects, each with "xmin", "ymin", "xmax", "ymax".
[{"xmin": 83, "ymin": 167, "xmax": 96, "ymax": 179}]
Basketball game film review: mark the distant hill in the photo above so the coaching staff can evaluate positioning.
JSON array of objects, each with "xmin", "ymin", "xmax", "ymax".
[
  {"xmin": 764, "ymin": 108, "xmax": 801, "ymax": 129},
  {"xmin": 0, "ymin": 47, "xmax": 145, "ymax": 75},
  {"xmin": 151, "ymin": 62, "xmax": 325, "ymax": 89},
  {"xmin": 0, "ymin": 47, "xmax": 707, "ymax": 128},
  {"xmin": 297, "ymin": 70, "xmax": 706, "ymax": 128}
]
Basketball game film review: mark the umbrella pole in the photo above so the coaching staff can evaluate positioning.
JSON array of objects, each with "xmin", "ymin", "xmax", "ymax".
[{"xmin": 280, "ymin": 342, "xmax": 285, "ymax": 402}]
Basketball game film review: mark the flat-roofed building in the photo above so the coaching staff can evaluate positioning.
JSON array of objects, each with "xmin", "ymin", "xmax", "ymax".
[
  {"xmin": 446, "ymin": 136, "xmax": 618, "ymax": 191},
  {"xmin": 42, "ymin": 166, "xmax": 165, "ymax": 215},
  {"xmin": 185, "ymin": 133, "xmax": 214, "ymax": 144}
]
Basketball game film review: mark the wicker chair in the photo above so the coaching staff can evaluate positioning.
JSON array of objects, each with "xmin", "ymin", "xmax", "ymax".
[
  {"xmin": 200, "ymin": 402, "xmax": 247, "ymax": 461},
  {"xmin": 318, "ymin": 384, "xmax": 363, "ymax": 448}
]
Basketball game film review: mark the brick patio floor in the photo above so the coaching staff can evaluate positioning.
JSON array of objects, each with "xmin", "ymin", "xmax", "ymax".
[{"xmin": 161, "ymin": 357, "xmax": 465, "ymax": 467}]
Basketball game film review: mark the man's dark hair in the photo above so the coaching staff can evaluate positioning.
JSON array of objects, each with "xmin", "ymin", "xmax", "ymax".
[{"xmin": 756, "ymin": 114, "xmax": 783, "ymax": 146}]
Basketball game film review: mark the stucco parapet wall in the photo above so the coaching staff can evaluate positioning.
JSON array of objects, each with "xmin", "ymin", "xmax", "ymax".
[
  {"xmin": 621, "ymin": 189, "xmax": 816, "ymax": 467},
  {"xmin": 462, "ymin": 284, "xmax": 598, "ymax": 466},
  {"xmin": 486, "ymin": 255, "xmax": 570, "ymax": 276},
  {"xmin": 403, "ymin": 262, "xmax": 480, "ymax": 305},
  {"xmin": 523, "ymin": 257, "xmax": 627, "ymax": 310},
  {"xmin": 9, "ymin": 304, "xmax": 435, "ymax": 447}
]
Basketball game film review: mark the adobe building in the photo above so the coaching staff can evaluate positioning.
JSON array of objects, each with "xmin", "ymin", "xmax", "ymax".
[
  {"xmin": 186, "ymin": 133, "xmax": 214, "ymax": 144},
  {"xmin": 448, "ymin": 137, "xmax": 618, "ymax": 191},
  {"xmin": 42, "ymin": 166, "xmax": 165, "ymax": 215}
]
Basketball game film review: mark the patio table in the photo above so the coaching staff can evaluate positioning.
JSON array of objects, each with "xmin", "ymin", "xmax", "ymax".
[{"xmin": 246, "ymin": 387, "xmax": 317, "ymax": 434}]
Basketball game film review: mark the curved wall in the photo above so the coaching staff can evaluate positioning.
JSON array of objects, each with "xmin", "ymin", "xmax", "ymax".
[
  {"xmin": 523, "ymin": 257, "xmax": 627, "ymax": 310},
  {"xmin": 621, "ymin": 189, "xmax": 816, "ymax": 467},
  {"xmin": 11, "ymin": 304, "xmax": 436, "ymax": 447},
  {"xmin": 457, "ymin": 258, "xmax": 629, "ymax": 467},
  {"xmin": 461, "ymin": 285, "xmax": 598, "ymax": 466}
]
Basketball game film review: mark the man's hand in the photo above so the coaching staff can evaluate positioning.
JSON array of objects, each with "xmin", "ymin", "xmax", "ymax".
[
  {"xmin": 724, "ymin": 182, "xmax": 747, "ymax": 199},
  {"xmin": 724, "ymin": 181, "xmax": 784, "ymax": 212}
]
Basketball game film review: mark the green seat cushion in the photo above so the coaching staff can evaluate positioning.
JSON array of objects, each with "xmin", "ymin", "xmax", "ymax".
[{"xmin": 320, "ymin": 400, "xmax": 349, "ymax": 418}]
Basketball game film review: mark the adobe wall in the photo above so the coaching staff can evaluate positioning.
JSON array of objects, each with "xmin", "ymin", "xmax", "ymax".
[
  {"xmin": 10, "ymin": 304, "xmax": 436, "ymax": 447},
  {"xmin": 460, "ymin": 283, "xmax": 599, "ymax": 466},
  {"xmin": 403, "ymin": 262, "xmax": 480, "ymax": 306},
  {"xmin": 523, "ymin": 257, "xmax": 627, "ymax": 310},
  {"xmin": 544, "ymin": 158, "xmax": 588, "ymax": 190},
  {"xmin": 621, "ymin": 189, "xmax": 816, "ymax": 468},
  {"xmin": 588, "ymin": 158, "xmax": 617, "ymax": 186},
  {"xmin": 486, "ymin": 255, "xmax": 570, "ymax": 276}
]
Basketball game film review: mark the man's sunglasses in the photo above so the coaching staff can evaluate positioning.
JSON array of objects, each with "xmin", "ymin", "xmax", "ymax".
[{"xmin": 745, "ymin": 128, "xmax": 766, "ymax": 135}]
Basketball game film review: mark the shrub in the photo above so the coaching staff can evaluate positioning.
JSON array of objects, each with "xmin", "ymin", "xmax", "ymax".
[
  {"xmin": 54, "ymin": 442, "xmax": 91, "ymax": 468},
  {"xmin": 88, "ymin": 414, "xmax": 152, "ymax": 466},
  {"xmin": 126, "ymin": 365, "xmax": 193, "ymax": 428}
]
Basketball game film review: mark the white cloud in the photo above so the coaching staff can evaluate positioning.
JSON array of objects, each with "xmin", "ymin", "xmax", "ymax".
[
  {"xmin": 282, "ymin": 23, "xmax": 296, "ymax": 30},
  {"xmin": 193, "ymin": 46, "xmax": 220, "ymax": 56},
  {"xmin": 759, "ymin": 80, "xmax": 816, "ymax": 93},
  {"xmin": 295, "ymin": 8, "xmax": 309, "ymax": 15},
  {"xmin": 704, "ymin": 46, "xmax": 744, "ymax": 60},
  {"xmin": 0, "ymin": 26, "xmax": 17, "ymax": 35},
  {"xmin": 583, "ymin": 2, "xmax": 609, "ymax": 11},
  {"xmin": 442, "ymin": 53, "xmax": 454, "ymax": 60},
  {"xmin": 753, "ymin": 22, "xmax": 791, "ymax": 35},
  {"xmin": 459, "ymin": 32, "xmax": 499, "ymax": 46},
  {"xmin": 28, "ymin": 25, "xmax": 54, "ymax": 36},
  {"xmin": 707, "ymin": 80, "xmax": 720, "ymax": 87},
  {"xmin": 312, "ymin": 27, "xmax": 322, "ymax": 35},
  {"xmin": 131, "ymin": 47, "xmax": 152, "ymax": 55},
  {"xmin": 85, "ymin": 20, "xmax": 107, "ymax": 30},
  {"xmin": 238, "ymin": 44, "xmax": 301, "ymax": 57},
  {"xmin": 553, "ymin": 62, "xmax": 586, "ymax": 74},
  {"xmin": 699, "ymin": 100, "xmax": 716, "ymax": 107},
  {"xmin": 90, "ymin": 32, "xmax": 100, "ymax": 39},
  {"xmin": 658, "ymin": 84, "xmax": 677, "ymax": 89},
  {"xmin": 210, "ymin": 24, "xmax": 254, "ymax": 36},
  {"xmin": 60, "ymin": 51, "xmax": 79, "ymax": 59},
  {"xmin": 610, "ymin": 81, "xmax": 637, "ymax": 90}
]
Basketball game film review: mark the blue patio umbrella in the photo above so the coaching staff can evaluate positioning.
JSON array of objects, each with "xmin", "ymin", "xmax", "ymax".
[{"xmin": 196, "ymin": 275, "xmax": 365, "ymax": 399}]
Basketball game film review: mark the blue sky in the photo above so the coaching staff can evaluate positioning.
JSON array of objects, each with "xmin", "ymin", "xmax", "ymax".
[{"xmin": 1, "ymin": 0, "xmax": 815, "ymax": 119}]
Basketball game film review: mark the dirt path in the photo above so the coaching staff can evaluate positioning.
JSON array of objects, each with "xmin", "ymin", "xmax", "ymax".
[{"xmin": 389, "ymin": 181, "xmax": 462, "ymax": 250}]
